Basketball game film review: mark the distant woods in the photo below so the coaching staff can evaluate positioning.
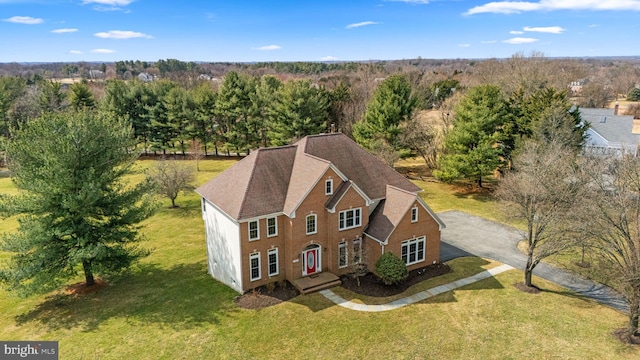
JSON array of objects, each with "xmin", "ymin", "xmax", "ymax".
[{"xmin": 0, "ymin": 54, "xmax": 639, "ymax": 166}]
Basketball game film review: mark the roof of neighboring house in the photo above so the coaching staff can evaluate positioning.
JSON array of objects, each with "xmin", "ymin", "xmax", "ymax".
[
  {"xmin": 581, "ymin": 108, "xmax": 640, "ymax": 148},
  {"xmin": 196, "ymin": 133, "xmax": 421, "ymax": 221}
]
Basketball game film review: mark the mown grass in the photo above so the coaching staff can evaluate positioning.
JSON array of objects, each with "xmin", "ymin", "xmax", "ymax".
[{"xmin": 1, "ymin": 157, "xmax": 639, "ymax": 359}]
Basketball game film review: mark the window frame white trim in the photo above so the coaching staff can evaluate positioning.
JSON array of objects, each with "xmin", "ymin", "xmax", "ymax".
[
  {"xmin": 248, "ymin": 220, "xmax": 260, "ymax": 241},
  {"xmin": 266, "ymin": 217, "xmax": 278, "ymax": 238},
  {"xmin": 249, "ymin": 252, "xmax": 261, "ymax": 281},
  {"xmin": 325, "ymin": 179, "xmax": 333, "ymax": 195},
  {"xmin": 306, "ymin": 214, "xmax": 317, "ymax": 235},
  {"xmin": 353, "ymin": 238, "xmax": 362, "ymax": 264},
  {"xmin": 267, "ymin": 248, "xmax": 279, "ymax": 277},
  {"xmin": 338, "ymin": 241, "xmax": 348, "ymax": 268},
  {"xmin": 401, "ymin": 236, "xmax": 426, "ymax": 266},
  {"xmin": 339, "ymin": 208, "xmax": 362, "ymax": 231},
  {"xmin": 411, "ymin": 206, "xmax": 418, "ymax": 223}
]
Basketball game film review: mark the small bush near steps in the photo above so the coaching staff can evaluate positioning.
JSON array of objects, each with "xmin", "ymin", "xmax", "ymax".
[{"xmin": 375, "ymin": 252, "xmax": 408, "ymax": 285}]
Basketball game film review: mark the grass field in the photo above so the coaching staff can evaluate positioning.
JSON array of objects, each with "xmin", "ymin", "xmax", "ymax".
[{"xmin": 1, "ymin": 158, "xmax": 639, "ymax": 359}]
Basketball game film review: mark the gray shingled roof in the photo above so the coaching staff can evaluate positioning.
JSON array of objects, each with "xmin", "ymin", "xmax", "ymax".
[
  {"xmin": 196, "ymin": 133, "xmax": 422, "ymax": 221},
  {"xmin": 301, "ymin": 133, "xmax": 421, "ymax": 200},
  {"xmin": 581, "ymin": 108, "xmax": 640, "ymax": 148},
  {"xmin": 365, "ymin": 185, "xmax": 417, "ymax": 242},
  {"xmin": 195, "ymin": 145, "xmax": 296, "ymax": 220}
]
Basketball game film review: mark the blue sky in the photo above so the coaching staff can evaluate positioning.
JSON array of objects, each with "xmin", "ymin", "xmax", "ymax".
[{"xmin": 1, "ymin": 0, "xmax": 639, "ymax": 62}]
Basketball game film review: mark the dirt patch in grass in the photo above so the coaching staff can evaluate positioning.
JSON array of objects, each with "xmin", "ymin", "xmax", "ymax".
[
  {"xmin": 340, "ymin": 263, "xmax": 452, "ymax": 297},
  {"xmin": 65, "ymin": 279, "xmax": 106, "ymax": 296},
  {"xmin": 235, "ymin": 281, "xmax": 299, "ymax": 310},
  {"xmin": 513, "ymin": 282, "xmax": 541, "ymax": 294}
]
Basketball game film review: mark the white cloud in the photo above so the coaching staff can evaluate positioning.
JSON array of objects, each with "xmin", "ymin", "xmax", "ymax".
[
  {"xmin": 321, "ymin": 56, "xmax": 339, "ymax": 61},
  {"xmin": 466, "ymin": 0, "xmax": 640, "ymax": 15},
  {"xmin": 94, "ymin": 30, "xmax": 152, "ymax": 39},
  {"xmin": 3, "ymin": 16, "xmax": 43, "ymax": 25},
  {"xmin": 523, "ymin": 26, "xmax": 565, "ymax": 33},
  {"xmin": 481, "ymin": 40, "xmax": 497, "ymax": 43},
  {"xmin": 510, "ymin": 30, "xmax": 524, "ymax": 34},
  {"xmin": 51, "ymin": 28, "xmax": 78, "ymax": 33},
  {"xmin": 82, "ymin": 0, "xmax": 134, "ymax": 5},
  {"xmin": 503, "ymin": 37, "xmax": 539, "ymax": 44},
  {"xmin": 346, "ymin": 21, "xmax": 380, "ymax": 29},
  {"xmin": 458, "ymin": 43, "xmax": 471, "ymax": 47},
  {"xmin": 69, "ymin": 50, "xmax": 83, "ymax": 54},
  {"xmin": 589, "ymin": 24, "xmax": 599, "ymax": 27},
  {"xmin": 254, "ymin": 45, "xmax": 281, "ymax": 51},
  {"xmin": 91, "ymin": 48, "xmax": 116, "ymax": 54}
]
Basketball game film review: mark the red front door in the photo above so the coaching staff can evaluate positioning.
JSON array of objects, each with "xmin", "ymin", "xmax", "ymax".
[{"xmin": 302, "ymin": 246, "xmax": 320, "ymax": 276}]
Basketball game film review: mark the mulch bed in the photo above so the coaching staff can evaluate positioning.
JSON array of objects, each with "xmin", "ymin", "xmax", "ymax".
[
  {"xmin": 513, "ymin": 282, "xmax": 541, "ymax": 294},
  {"xmin": 235, "ymin": 281, "xmax": 300, "ymax": 310},
  {"xmin": 613, "ymin": 328, "xmax": 640, "ymax": 345},
  {"xmin": 235, "ymin": 263, "xmax": 452, "ymax": 309},
  {"xmin": 341, "ymin": 263, "xmax": 452, "ymax": 297}
]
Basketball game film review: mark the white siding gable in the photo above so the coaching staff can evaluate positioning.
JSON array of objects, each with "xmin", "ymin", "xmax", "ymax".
[{"xmin": 202, "ymin": 199, "xmax": 243, "ymax": 293}]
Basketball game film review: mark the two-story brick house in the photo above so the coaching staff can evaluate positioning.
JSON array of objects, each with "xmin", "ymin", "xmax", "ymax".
[{"xmin": 196, "ymin": 133, "xmax": 445, "ymax": 293}]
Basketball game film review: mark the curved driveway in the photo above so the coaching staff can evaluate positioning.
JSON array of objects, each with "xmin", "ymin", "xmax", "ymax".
[{"xmin": 439, "ymin": 210, "xmax": 628, "ymax": 313}]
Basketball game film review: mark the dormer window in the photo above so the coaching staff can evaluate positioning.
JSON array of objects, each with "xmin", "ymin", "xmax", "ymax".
[{"xmin": 325, "ymin": 179, "xmax": 333, "ymax": 195}]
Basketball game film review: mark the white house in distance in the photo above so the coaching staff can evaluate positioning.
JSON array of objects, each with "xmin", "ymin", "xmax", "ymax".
[{"xmin": 582, "ymin": 107, "xmax": 640, "ymax": 157}]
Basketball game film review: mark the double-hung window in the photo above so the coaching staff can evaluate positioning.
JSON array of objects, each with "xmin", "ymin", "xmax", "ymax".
[
  {"xmin": 306, "ymin": 214, "xmax": 317, "ymax": 235},
  {"xmin": 268, "ymin": 248, "xmax": 279, "ymax": 276},
  {"xmin": 267, "ymin": 217, "xmax": 277, "ymax": 237},
  {"xmin": 325, "ymin": 179, "xmax": 333, "ymax": 195},
  {"xmin": 250, "ymin": 252, "xmax": 261, "ymax": 281},
  {"xmin": 353, "ymin": 238, "xmax": 362, "ymax": 264},
  {"xmin": 338, "ymin": 242, "xmax": 348, "ymax": 268},
  {"xmin": 248, "ymin": 220, "xmax": 259, "ymax": 241},
  {"xmin": 339, "ymin": 208, "xmax": 361, "ymax": 230},
  {"xmin": 401, "ymin": 236, "xmax": 425, "ymax": 266},
  {"xmin": 411, "ymin": 207, "xmax": 418, "ymax": 223}
]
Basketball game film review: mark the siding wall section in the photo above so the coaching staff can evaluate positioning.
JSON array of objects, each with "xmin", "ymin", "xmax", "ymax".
[{"xmin": 202, "ymin": 200, "xmax": 244, "ymax": 293}]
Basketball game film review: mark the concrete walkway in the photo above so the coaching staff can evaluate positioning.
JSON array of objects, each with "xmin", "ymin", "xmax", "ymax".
[{"xmin": 320, "ymin": 264, "xmax": 513, "ymax": 312}]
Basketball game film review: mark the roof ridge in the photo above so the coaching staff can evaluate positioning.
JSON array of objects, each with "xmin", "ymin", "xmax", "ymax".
[
  {"xmin": 302, "ymin": 152, "xmax": 332, "ymax": 164},
  {"xmin": 255, "ymin": 144, "xmax": 298, "ymax": 152},
  {"xmin": 237, "ymin": 151, "xmax": 261, "ymax": 218},
  {"xmin": 386, "ymin": 183, "xmax": 419, "ymax": 196}
]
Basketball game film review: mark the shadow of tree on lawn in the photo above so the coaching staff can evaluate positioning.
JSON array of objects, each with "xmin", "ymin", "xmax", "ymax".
[{"xmin": 15, "ymin": 262, "xmax": 239, "ymax": 332}]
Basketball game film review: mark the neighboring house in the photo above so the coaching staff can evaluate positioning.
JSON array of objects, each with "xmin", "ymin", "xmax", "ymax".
[
  {"xmin": 582, "ymin": 107, "xmax": 640, "ymax": 157},
  {"xmin": 569, "ymin": 79, "xmax": 588, "ymax": 95},
  {"xmin": 138, "ymin": 72, "xmax": 154, "ymax": 82},
  {"xmin": 88, "ymin": 70, "xmax": 104, "ymax": 79},
  {"xmin": 196, "ymin": 133, "xmax": 445, "ymax": 293}
]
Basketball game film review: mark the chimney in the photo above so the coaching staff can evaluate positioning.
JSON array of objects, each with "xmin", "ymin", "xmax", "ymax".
[
  {"xmin": 615, "ymin": 101, "xmax": 619, "ymax": 116},
  {"xmin": 330, "ymin": 123, "xmax": 336, "ymax": 133}
]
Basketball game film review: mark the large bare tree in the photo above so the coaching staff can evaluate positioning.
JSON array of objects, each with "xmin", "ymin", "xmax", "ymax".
[
  {"xmin": 578, "ymin": 154, "xmax": 640, "ymax": 339},
  {"xmin": 496, "ymin": 140, "xmax": 582, "ymax": 287}
]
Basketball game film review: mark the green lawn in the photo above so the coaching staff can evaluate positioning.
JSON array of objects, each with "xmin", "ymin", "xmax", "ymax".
[{"xmin": 1, "ymin": 158, "xmax": 638, "ymax": 359}]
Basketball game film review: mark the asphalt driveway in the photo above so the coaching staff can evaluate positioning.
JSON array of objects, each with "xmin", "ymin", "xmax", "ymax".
[{"xmin": 438, "ymin": 210, "xmax": 628, "ymax": 313}]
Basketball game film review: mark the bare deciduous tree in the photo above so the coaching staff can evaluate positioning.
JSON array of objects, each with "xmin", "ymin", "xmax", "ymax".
[
  {"xmin": 496, "ymin": 140, "xmax": 582, "ymax": 288},
  {"xmin": 578, "ymin": 154, "xmax": 640, "ymax": 340},
  {"xmin": 189, "ymin": 139, "xmax": 204, "ymax": 172},
  {"xmin": 148, "ymin": 158, "xmax": 196, "ymax": 208}
]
